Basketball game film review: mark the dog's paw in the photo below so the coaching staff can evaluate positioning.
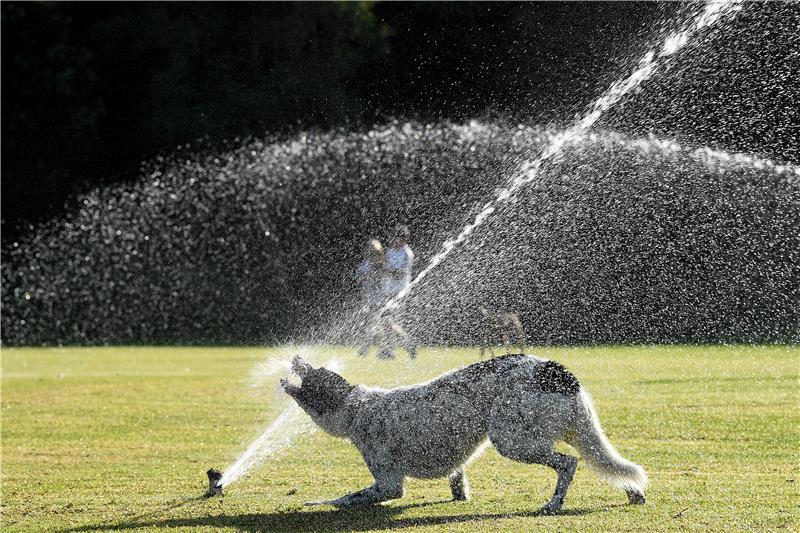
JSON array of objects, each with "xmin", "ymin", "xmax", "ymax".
[
  {"xmin": 537, "ymin": 502, "xmax": 563, "ymax": 515},
  {"xmin": 627, "ymin": 490, "xmax": 646, "ymax": 505}
]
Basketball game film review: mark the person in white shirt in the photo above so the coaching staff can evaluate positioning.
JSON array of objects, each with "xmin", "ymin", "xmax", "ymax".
[
  {"xmin": 378, "ymin": 225, "xmax": 416, "ymax": 359},
  {"xmin": 356, "ymin": 239, "xmax": 385, "ymax": 357}
]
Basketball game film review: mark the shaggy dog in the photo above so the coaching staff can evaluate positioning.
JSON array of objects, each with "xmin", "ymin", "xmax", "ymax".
[{"xmin": 281, "ymin": 354, "xmax": 647, "ymax": 512}]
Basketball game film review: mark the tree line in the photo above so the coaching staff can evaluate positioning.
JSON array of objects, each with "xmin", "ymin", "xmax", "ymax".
[{"xmin": 2, "ymin": 2, "xmax": 667, "ymax": 234}]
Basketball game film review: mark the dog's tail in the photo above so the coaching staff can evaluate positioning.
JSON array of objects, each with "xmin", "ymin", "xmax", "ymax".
[{"xmin": 569, "ymin": 388, "xmax": 647, "ymax": 494}]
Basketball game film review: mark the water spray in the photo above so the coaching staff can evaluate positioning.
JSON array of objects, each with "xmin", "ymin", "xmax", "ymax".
[
  {"xmin": 202, "ymin": 354, "xmax": 340, "ymax": 495},
  {"xmin": 572, "ymin": 130, "xmax": 800, "ymax": 180},
  {"xmin": 381, "ymin": 0, "xmax": 743, "ymax": 316}
]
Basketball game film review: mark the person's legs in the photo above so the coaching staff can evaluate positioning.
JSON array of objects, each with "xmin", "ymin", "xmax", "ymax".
[
  {"xmin": 376, "ymin": 314, "xmax": 396, "ymax": 359},
  {"xmin": 357, "ymin": 304, "xmax": 378, "ymax": 356},
  {"xmin": 390, "ymin": 318, "xmax": 416, "ymax": 359}
]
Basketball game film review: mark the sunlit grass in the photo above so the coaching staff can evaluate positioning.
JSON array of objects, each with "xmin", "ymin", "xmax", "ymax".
[{"xmin": 2, "ymin": 345, "xmax": 798, "ymax": 531}]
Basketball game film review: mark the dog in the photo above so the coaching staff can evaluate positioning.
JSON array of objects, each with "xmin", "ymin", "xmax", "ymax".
[{"xmin": 281, "ymin": 354, "xmax": 647, "ymax": 512}]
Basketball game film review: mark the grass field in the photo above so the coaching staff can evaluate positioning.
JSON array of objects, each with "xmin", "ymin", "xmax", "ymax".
[{"xmin": 2, "ymin": 345, "xmax": 798, "ymax": 532}]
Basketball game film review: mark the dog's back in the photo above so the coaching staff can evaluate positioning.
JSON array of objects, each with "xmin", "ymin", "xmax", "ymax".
[{"xmin": 404, "ymin": 354, "xmax": 579, "ymax": 410}]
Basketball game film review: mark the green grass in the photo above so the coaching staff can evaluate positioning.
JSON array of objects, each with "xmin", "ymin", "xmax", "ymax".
[{"xmin": 2, "ymin": 345, "xmax": 798, "ymax": 532}]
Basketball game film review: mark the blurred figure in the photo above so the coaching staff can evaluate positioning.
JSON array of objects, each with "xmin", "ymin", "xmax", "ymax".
[
  {"xmin": 355, "ymin": 239, "xmax": 385, "ymax": 357},
  {"xmin": 479, "ymin": 307, "xmax": 526, "ymax": 358},
  {"xmin": 377, "ymin": 224, "xmax": 416, "ymax": 359}
]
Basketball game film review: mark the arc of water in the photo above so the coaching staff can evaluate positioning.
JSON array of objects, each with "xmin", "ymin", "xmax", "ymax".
[
  {"xmin": 574, "ymin": 130, "xmax": 800, "ymax": 179},
  {"xmin": 383, "ymin": 0, "xmax": 742, "ymax": 313}
]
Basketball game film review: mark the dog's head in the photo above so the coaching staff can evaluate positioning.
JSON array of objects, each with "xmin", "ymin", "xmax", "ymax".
[{"xmin": 280, "ymin": 356, "xmax": 353, "ymax": 416}]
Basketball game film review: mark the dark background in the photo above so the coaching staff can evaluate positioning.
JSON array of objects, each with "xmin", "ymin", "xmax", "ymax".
[
  {"xmin": 3, "ymin": 2, "xmax": 798, "ymax": 346},
  {"xmin": 2, "ymin": 1, "xmax": 676, "ymax": 236}
]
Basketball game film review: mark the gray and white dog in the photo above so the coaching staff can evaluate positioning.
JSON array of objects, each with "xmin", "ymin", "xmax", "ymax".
[{"xmin": 281, "ymin": 354, "xmax": 647, "ymax": 512}]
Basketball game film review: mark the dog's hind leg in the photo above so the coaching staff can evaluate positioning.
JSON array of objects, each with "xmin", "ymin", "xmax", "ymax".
[
  {"xmin": 489, "ymin": 390, "xmax": 577, "ymax": 513},
  {"xmin": 528, "ymin": 451, "xmax": 578, "ymax": 513},
  {"xmin": 449, "ymin": 468, "xmax": 470, "ymax": 501}
]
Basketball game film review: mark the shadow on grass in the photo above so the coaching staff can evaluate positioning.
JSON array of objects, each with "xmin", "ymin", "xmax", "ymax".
[{"xmin": 65, "ymin": 500, "xmax": 598, "ymax": 532}]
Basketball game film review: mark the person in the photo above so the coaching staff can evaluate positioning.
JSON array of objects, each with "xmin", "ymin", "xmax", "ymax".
[
  {"xmin": 377, "ymin": 224, "xmax": 416, "ymax": 359},
  {"xmin": 355, "ymin": 239, "xmax": 385, "ymax": 357},
  {"xmin": 479, "ymin": 307, "xmax": 526, "ymax": 358}
]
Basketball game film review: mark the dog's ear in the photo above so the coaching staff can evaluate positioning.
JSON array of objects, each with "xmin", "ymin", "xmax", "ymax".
[{"xmin": 291, "ymin": 355, "xmax": 312, "ymax": 378}]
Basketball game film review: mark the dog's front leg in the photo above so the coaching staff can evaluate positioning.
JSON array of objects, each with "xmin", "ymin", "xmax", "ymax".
[
  {"xmin": 306, "ymin": 474, "xmax": 404, "ymax": 507},
  {"xmin": 449, "ymin": 468, "xmax": 470, "ymax": 501}
]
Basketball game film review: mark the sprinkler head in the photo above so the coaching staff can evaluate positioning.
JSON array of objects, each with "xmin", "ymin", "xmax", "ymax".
[{"xmin": 206, "ymin": 468, "xmax": 224, "ymax": 497}]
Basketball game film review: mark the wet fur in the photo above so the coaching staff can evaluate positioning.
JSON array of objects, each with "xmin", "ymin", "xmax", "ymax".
[{"xmin": 282, "ymin": 354, "xmax": 647, "ymax": 511}]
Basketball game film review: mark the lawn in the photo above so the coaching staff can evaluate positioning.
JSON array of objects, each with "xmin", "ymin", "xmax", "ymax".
[{"xmin": 1, "ymin": 345, "xmax": 798, "ymax": 531}]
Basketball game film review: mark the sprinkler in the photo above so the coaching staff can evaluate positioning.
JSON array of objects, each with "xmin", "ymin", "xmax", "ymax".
[{"xmin": 206, "ymin": 468, "xmax": 224, "ymax": 497}]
